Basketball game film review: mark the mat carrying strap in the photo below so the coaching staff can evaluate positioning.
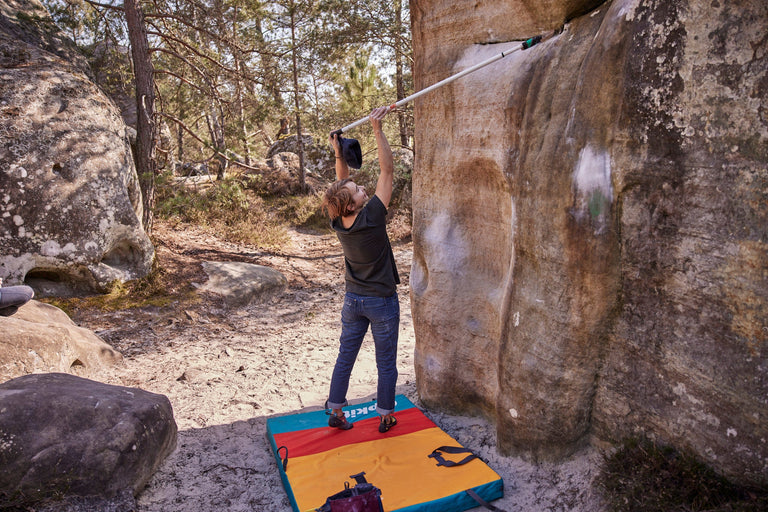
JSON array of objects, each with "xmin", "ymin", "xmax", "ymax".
[
  {"xmin": 428, "ymin": 445, "xmax": 479, "ymax": 467},
  {"xmin": 277, "ymin": 445, "xmax": 288, "ymax": 471},
  {"xmin": 465, "ymin": 488, "xmax": 508, "ymax": 512},
  {"xmin": 429, "ymin": 446, "xmax": 508, "ymax": 511}
]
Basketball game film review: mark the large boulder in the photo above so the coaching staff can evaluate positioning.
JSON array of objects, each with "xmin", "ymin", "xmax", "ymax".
[
  {"xmin": 199, "ymin": 261, "xmax": 287, "ymax": 306},
  {"xmin": 0, "ymin": 0, "xmax": 154, "ymax": 297},
  {"xmin": 0, "ymin": 373, "xmax": 177, "ymax": 506},
  {"xmin": 0, "ymin": 300, "xmax": 122, "ymax": 381},
  {"xmin": 266, "ymin": 134, "xmax": 335, "ymax": 180},
  {"xmin": 410, "ymin": 0, "xmax": 767, "ymax": 486},
  {"xmin": 0, "ymin": 0, "xmax": 89, "ymax": 74}
]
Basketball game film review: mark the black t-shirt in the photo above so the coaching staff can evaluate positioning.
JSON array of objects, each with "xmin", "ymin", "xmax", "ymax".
[{"xmin": 331, "ymin": 195, "xmax": 400, "ymax": 297}]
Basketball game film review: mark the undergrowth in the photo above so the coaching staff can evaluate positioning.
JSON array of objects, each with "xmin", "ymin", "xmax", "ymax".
[
  {"xmin": 43, "ymin": 170, "xmax": 408, "ymax": 313},
  {"xmin": 44, "ymin": 174, "xmax": 331, "ymax": 313},
  {"xmin": 266, "ymin": 193, "xmax": 330, "ymax": 232},
  {"xmin": 599, "ymin": 438, "xmax": 768, "ymax": 512},
  {"xmin": 155, "ymin": 173, "xmax": 304, "ymax": 247},
  {"xmin": 43, "ymin": 258, "xmax": 197, "ymax": 316}
]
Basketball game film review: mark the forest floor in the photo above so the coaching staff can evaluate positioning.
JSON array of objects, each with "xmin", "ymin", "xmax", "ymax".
[{"xmin": 73, "ymin": 219, "xmax": 607, "ymax": 512}]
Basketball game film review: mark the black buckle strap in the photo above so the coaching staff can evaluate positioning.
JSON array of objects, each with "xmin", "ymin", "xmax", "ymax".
[
  {"xmin": 465, "ymin": 488, "xmax": 508, "ymax": 512},
  {"xmin": 277, "ymin": 445, "xmax": 289, "ymax": 471},
  {"xmin": 427, "ymin": 446, "xmax": 505, "ymax": 510},
  {"xmin": 428, "ymin": 445, "xmax": 479, "ymax": 467}
]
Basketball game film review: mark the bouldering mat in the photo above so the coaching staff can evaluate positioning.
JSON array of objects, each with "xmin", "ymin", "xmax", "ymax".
[{"xmin": 266, "ymin": 395, "xmax": 503, "ymax": 512}]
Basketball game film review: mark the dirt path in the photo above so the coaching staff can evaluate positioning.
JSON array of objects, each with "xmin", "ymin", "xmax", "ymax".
[{"xmin": 75, "ymin": 221, "xmax": 605, "ymax": 511}]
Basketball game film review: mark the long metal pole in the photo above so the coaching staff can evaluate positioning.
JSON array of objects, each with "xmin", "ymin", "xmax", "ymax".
[{"xmin": 333, "ymin": 30, "xmax": 560, "ymax": 135}]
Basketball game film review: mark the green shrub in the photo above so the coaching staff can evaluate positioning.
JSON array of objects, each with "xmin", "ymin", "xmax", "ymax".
[{"xmin": 41, "ymin": 259, "xmax": 194, "ymax": 314}]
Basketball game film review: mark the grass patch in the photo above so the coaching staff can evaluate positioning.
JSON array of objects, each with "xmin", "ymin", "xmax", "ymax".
[
  {"xmin": 599, "ymin": 438, "xmax": 768, "ymax": 512},
  {"xmin": 267, "ymin": 193, "xmax": 330, "ymax": 232},
  {"xmin": 41, "ymin": 259, "xmax": 198, "ymax": 315},
  {"xmin": 156, "ymin": 174, "xmax": 293, "ymax": 247}
]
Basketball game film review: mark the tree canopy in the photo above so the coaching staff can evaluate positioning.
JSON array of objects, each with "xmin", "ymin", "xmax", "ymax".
[{"xmin": 42, "ymin": 0, "xmax": 413, "ymax": 170}]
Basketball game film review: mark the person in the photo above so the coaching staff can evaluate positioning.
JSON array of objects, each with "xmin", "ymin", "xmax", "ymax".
[{"xmin": 321, "ymin": 106, "xmax": 400, "ymax": 433}]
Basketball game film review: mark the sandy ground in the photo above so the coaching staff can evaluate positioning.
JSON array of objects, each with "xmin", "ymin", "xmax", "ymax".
[{"xmin": 75, "ymin": 221, "xmax": 607, "ymax": 512}]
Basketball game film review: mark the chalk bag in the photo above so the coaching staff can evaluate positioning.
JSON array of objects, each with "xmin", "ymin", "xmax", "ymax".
[{"xmin": 315, "ymin": 471, "xmax": 384, "ymax": 512}]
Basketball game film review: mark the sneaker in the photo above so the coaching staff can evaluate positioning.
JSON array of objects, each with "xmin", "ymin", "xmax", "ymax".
[
  {"xmin": 328, "ymin": 413, "xmax": 353, "ymax": 430},
  {"xmin": 378, "ymin": 415, "xmax": 397, "ymax": 433}
]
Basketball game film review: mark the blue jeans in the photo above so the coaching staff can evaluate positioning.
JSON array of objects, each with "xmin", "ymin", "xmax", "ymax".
[{"xmin": 328, "ymin": 292, "xmax": 400, "ymax": 415}]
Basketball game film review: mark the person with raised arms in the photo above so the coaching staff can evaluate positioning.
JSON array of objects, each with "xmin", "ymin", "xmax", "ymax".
[{"xmin": 321, "ymin": 106, "xmax": 400, "ymax": 433}]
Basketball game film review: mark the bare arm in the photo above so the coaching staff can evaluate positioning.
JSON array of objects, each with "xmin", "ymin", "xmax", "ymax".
[
  {"xmin": 330, "ymin": 132, "xmax": 350, "ymax": 180},
  {"xmin": 370, "ymin": 107, "xmax": 394, "ymax": 209}
]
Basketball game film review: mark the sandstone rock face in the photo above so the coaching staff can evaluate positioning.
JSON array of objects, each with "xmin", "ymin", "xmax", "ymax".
[
  {"xmin": 0, "ymin": 0, "xmax": 154, "ymax": 297},
  {"xmin": 411, "ymin": 0, "xmax": 767, "ymax": 485},
  {"xmin": 0, "ymin": 373, "xmax": 177, "ymax": 504},
  {"xmin": 0, "ymin": 0, "xmax": 89, "ymax": 75},
  {"xmin": 0, "ymin": 300, "xmax": 122, "ymax": 381}
]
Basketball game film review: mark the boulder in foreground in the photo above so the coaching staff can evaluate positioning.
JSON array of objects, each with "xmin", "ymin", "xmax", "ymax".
[{"xmin": 0, "ymin": 373, "xmax": 177, "ymax": 506}]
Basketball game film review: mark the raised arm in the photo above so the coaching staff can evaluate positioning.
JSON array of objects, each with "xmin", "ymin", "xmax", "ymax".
[
  {"xmin": 330, "ymin": 132, "xmax": 350, "ymax": 180},
  {"xmin": 370, "ymin": 106, "xmax": 394, "ymax": 209}
]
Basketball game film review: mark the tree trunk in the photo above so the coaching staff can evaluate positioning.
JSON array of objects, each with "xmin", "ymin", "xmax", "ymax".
[
  {"xmin": 235, "ymin": 65, "xmax": 251, "ymax": 166},
  {"xmin": 206, "ymin": 98, "xmax": 227, "ymax": 180},
  {"xmin": 290, "ymin": 2, "xmax": 306, "ymax": 193},
  {"xmin": 232, "ymin": 7, "xmax": 251, "ymax": 166},
  {"xmin": 124, "ymin": 0, "xmax": 157, "ymax": 235},
  {"xmin": 176, "ymin": 118, "xmax": 184, "ymax": 163},
  {"xmin": 394, "ymin": 0, "xmax": 408, "ymax": 147}
]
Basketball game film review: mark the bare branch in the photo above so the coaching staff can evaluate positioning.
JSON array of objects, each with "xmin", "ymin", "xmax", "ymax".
[
  {"xmin": 83, "ymin": 0, "xmax": 123, "ymax": 12},
  {"xmin": 146, "ymin": 29, "xmax": 236, "ymax": 74},
  {"xmin": 157, "ymin": 112, "xmax": 266, "ymax": 173},
  {"xmin": 153, "ymin": 69, "xmax": 208, "ymax": 95},
  {"xmin": 150, "ymin": 47, "xmax": 222, "ymax": 100},
  {"xmin": 145, "ymin": 11, "xmax": 259, "ymax": 55}
]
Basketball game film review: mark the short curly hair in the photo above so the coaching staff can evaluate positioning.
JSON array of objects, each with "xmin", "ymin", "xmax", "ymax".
[{"xmin": 321, "ymin": 178, "xmax": 354, "ymax": 220}]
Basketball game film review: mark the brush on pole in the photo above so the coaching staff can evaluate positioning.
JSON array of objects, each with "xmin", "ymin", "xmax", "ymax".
[{"xmin": 331, "ymin": 27, "xmax": 563, "ymax": 136}]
